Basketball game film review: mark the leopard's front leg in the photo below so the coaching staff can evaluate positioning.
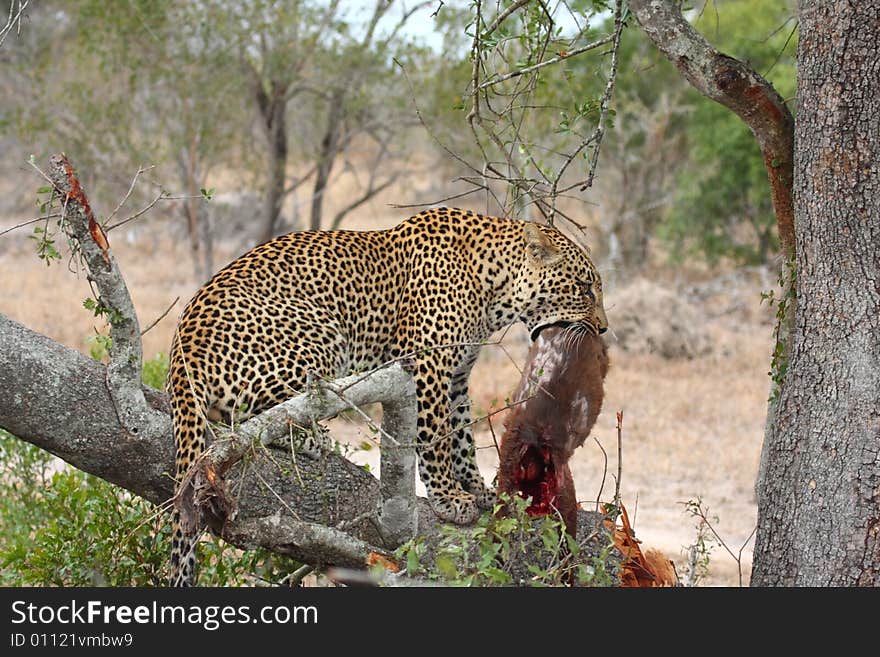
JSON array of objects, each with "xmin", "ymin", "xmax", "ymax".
[
  {"xmin": 448, "ymin": 375, "xmax": 496, "ymax": 510},
  {"xmin": 414, "ymin": 353, "xmax": 480, "ymax": 524}
]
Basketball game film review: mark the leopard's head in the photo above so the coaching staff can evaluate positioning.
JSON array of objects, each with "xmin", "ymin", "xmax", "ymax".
[{"xmin": 516, "ymin": 222, "xmax": 608, "ymax": 341}]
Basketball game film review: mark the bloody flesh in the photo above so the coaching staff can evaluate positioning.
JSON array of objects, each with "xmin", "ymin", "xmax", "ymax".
[
  {"xmin": 498, "ymin": 327, "xmax": 609, "ymax": 534},
  {"xmin": 516, "ymin": 444, "xmax": 559, "ymax": 515}
]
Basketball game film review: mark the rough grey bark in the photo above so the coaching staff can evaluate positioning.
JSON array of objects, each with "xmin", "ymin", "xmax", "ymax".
[
  {"xmin": 0, "ymin": 313, "xmax": 173, "ymax": 504},
  {"xmin": 751, "ymin": 1, "xmax": 880, "ymax": 586},
  {"xmin": 204, "ymin": 362, "xmax": 419, "ymax": 545}
]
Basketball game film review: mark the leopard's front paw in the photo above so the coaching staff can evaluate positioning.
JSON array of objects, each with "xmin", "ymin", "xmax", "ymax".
[
  {"xmin": 473, "ymin": 486, "xmax": 497, "ymax": 511},
  {"xmin": 429, "ymin": 489, "xmax": 479, "ymax": 525},
  {"xmin": 460, "ymin": 473, "xmax": 496, "ymax": 510}
]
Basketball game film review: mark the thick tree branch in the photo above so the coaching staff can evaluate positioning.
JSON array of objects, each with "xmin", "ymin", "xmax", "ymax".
[
  {"xmin": 0, "ymin": 312, "xmax": 425, "ymax": 567},
  {"xmin": 628, "ymin": 0, "xmax": 795, "ymax": 256}
]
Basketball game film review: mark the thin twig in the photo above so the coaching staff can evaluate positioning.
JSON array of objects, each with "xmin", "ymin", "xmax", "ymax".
[
  {"xmin": 27, "ymin": 157, "xmax": 56, "ymax": 188},
  {"xmin": 686, "ymin": 545, "xmax": 698, "ymax": 587},
  {"xmin": 0, "ymin": 0, "xmax": 29, "ymax": 48},
  {"xmin": 321, "ymin": 384, "xmax": 401, "ymax": 447},
  {"xmin": 0, "ymin": 214, "xmax": 61, "ymax": 238},
  {"xmin": 393, "ymin": 57, "xmax": 489, "ymax": 183},
  {"xmin": 281, "ymin": 564, "xmax": 315, "ymax": 587},
  {"xmin": 688, "ymin": 499, "xmax": 758, "ymax": 587},
  {"xmin": 251, "ymin": 466, "xmax": 302, "ymax": 521},
  {"xmin": 613, "ymin": 410, "xmax": 623, "ymax": 505},
  {"xmin": 105, "ymin": 191, "xmax": 169, "ymax": 231},
  {"xmin": 106, "ymin": 165, "xmax": 156, "ymax": 224},
  {"xmin": 140, "ymin": 296, "xmax": 179, "ymax": 337},
  {"xmin": 481, "ymin": 0, "xmax": 531, "ymax": 37},
  {"xmin": 763, "ymin": 19, "xmax": 798, "ymax": 78},
  {"xmin": 579, "ymin": 0, "xmax": 626, "ymax": 192},
  {"xmin": 478, "ymin": 34, "xmax": 616, "ymax": 90},
  {"xmin": 592, "ymin": 435, "xmax": 609, "ymax": 512},
  {"xmin": 389, "ymin": 186, "xmax": 486, "ymax": 210},
  {"xmin": 486, "ymin": 413, "xmax": 501, "ymax": 461}
]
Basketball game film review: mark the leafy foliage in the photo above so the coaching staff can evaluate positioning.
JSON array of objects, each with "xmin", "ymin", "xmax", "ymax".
[
  {"xmin": 681, "ymin": 498, "xmax": 715, "ymax": 586},
  {"xmin": 142, "ymin": 351, "xmax": 170, "ymax": 390},
  {"xmin": 761, "ymin": 253, "xmax": 797, "ymax": 402},
  {"xmin": 396, "ymin": 494, "xmax": 617, "ymax": 586}
]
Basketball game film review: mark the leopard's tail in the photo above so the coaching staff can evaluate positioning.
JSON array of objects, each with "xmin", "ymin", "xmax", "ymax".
[
  {"xmin": 169, "ymin": 509, "xmax": 198, "ymax": 587},
  {"xmin": 167, "ymin": 354, "xmax": 208, "ymax": 587}
]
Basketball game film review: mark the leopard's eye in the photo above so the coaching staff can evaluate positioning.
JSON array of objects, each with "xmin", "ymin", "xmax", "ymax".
[{"xmin": 579, "ymin": 281, "xmax": 595, "ymax": 301}]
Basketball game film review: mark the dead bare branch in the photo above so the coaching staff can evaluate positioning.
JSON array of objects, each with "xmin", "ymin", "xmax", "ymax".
[
  {"xmin": 45, "ymin": 154, "xmax": 166, "ymax": 438},
  {"xmin": 0, "ymin": 0, "xmax": 29, "ymax": 48}
]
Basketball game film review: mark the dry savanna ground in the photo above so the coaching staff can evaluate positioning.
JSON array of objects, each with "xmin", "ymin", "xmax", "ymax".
[{"xmin": 0, "ymin": 197, "xmax": 777, "ymax": 586}]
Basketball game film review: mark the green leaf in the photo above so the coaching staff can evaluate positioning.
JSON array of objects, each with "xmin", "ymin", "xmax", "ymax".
[
  {"xmin": 484, "ymin": 566, "xmax": 512, "ymax": 584},
  {"xmin": 406, "ymin": 546, "xmax": 420, "ymax": 575},
  {"xmin": 435, "ymin": 554, "xmax": 458, "ymax": 581}
]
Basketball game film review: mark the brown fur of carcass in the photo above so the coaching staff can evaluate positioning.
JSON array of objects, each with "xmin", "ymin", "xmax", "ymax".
[{"xmin": 497, "ymin": 327, "xmax": 609, "ymax": 535}]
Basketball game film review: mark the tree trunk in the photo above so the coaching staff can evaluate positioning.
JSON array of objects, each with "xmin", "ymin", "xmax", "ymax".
[
  {"xmin": 177, "ymin": 138, "xmax": 211, "ymax": 284},
  {"xmin": 752, "ymin": 1, "xmax": 880, "ymax": 586},
  {"xmin": 310, "ymin": 87, "xmax": 345, "ymax": 231},
  {"xmin": 257, "ymin": 81, "xmax": 289, "ymax": 244}
]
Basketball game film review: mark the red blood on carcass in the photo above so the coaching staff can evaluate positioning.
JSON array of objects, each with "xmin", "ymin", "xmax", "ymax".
[{"xmin": 497, "ymin": 327, "xmax": 609, "ymax": 535}]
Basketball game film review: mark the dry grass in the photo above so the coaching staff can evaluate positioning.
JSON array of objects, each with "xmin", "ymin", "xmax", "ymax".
[{"xmin": 0, "ymin": 198, "xmax": 776, "ymax": 586}]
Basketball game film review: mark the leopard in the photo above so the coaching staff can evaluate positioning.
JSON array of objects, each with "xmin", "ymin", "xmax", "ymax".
[{"xmin": 166, "ymin": 207, "xmax": 608, "ymax": 586}]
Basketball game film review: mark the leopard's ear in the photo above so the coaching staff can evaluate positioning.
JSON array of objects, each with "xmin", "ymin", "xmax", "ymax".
[{"xmin": 523, "ymin": 223, "xmax": 563, "ymax": 266}]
